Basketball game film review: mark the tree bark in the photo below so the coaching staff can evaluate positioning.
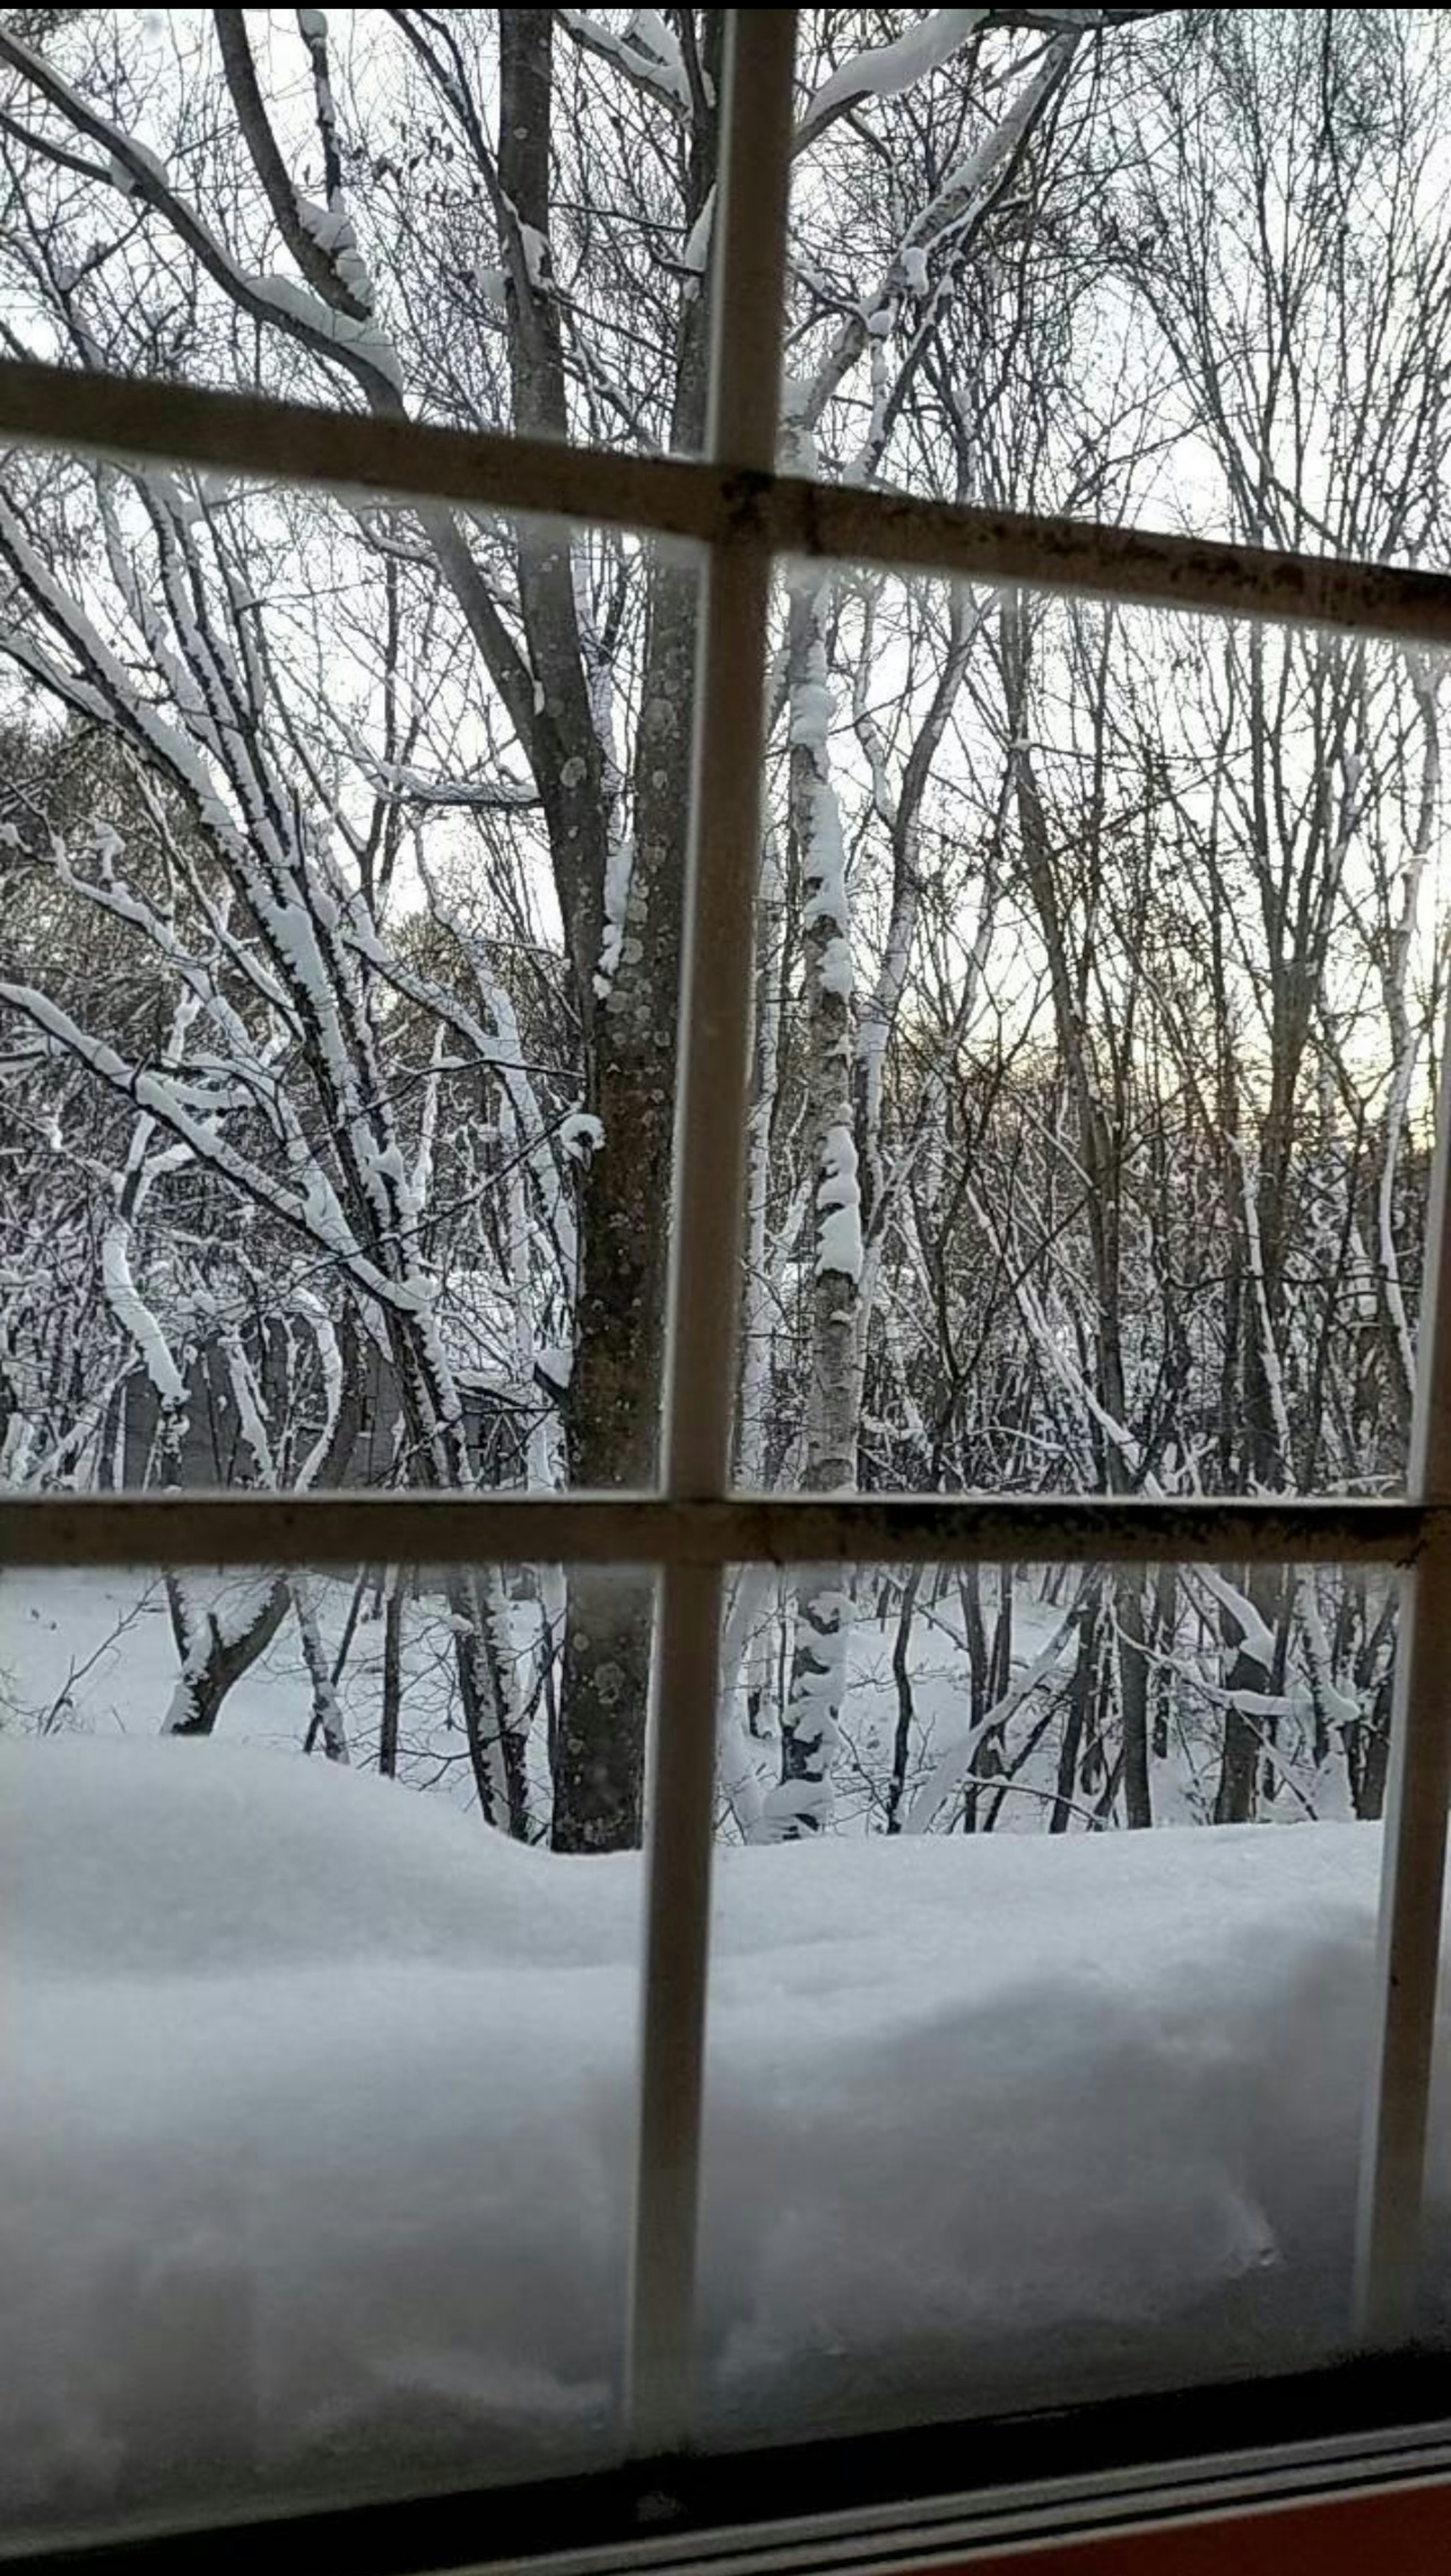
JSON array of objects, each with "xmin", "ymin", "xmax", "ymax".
[
  {"xmin": 549, "ymin": 11, "xmax": 723, "ymax": 1850},
  {"xmin": 768, "ymin": 573, "xmax": 862, "ymax": 1839},
  {"xmin": 379, "ymin": 1572, "xmax": 402, "ymax": 1780}
]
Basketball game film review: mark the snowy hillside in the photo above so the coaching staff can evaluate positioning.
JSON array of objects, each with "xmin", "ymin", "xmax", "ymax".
[{"xmin": 6, "ymin": 1732, "xmax": 1448, "ymax": 2543}]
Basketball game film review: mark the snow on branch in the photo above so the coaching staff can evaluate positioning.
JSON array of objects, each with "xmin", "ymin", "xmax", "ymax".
[
  {"xmin": 289, "ymin": 1290, "xmax": 345, "ymax": 1492},
  {"xmin": 0, "ymin": 981, "xmax": 413, "ymax": 1315},
  {"xmin": 796, "ymin": 28, "xmax": 1083, "ymax": 438},
  {"xmin": 906, "ymin": 1584, "xmax": 1086, "ymax": 1832},
  {"xmin": 100, "ymin": 1218, "xmax": 184, "ymax": 1410},
  {"xmin": 800, "ymin": 10, "xmax": 991, "ymax": 144},
  {"xmin": 350, "ymin": 749, "xmax": 538, "ymax": 814},
  {"xmin": 0, "ymin": 27, "xmax": 404, "ymax": 402},
  {"xmin": 560, "ymin": 10, "xmax": 691, "ymax": 115},
  {"xmin": 816, "ymin": 1125, "xmax": 864, "ymax": 1284}
]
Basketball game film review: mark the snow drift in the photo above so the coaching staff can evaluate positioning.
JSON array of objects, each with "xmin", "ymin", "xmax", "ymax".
[{"xmin": 4, "ymin": 1737, "xmax": 1447, "ymax": 2544}]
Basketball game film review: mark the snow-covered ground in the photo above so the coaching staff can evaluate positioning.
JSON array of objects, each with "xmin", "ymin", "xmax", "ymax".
[
  {"xmin": 6, "ymin": 1725, "xmax": 1449, "ymax": 2547},
  {"xmin": 0, "ymin": 1567, "xmax": 1340, "ymax": 1834},
  {"xmin": 5, "ymin": 1566, "xmax": 1078, "ymax": 1831},
  {"xmin": 1, "ymin": 1568, "xmax": 503, "ymax": 1794}
]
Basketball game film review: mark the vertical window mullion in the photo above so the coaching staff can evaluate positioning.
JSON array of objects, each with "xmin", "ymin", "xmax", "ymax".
[
  {"xmin": 623, "ymin": 9, "xmax": 798, "ymax": 2459},
  {"xmin": 1355, "ymin": 1009, "xmax": 1451, "ymax": 2341}
]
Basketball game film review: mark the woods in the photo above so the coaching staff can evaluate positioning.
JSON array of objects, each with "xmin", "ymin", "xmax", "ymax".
[{"xmin": 2, "ymin": 7, "xmax": 1448, "ymax": 1844}]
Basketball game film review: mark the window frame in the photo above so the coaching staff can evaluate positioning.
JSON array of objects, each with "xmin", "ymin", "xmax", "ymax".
[{"xmin": 3, "ymin": 0, "xmax": 1451, "ymax": 2533}]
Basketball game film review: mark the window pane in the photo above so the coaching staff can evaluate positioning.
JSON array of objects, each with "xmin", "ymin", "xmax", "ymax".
[
  {"xmin": 0, "ymin": 11, "xmax": 719, "ymax": 458},
  {"xmin": 0, "ymin": 1557, "xmax": 647, "ymax": 2543},
  {"xmin": 787, "ymin": 11, "xmax": 1450, "ymax": 570},
  {"xmin": 744, "ymin": 569, "xmax": 1445, "ymax": 1500},
  {"xmin": 716, "ymin": 1559, "xmax": 1398, "ymax": 1845},
  {"xmin": 1, "ymin": 480, "xmax": 701, "ymax": 1534},
  {"xmin": 698, "ymin": 1556, "xmax": 1392, "ymax": 2452}
]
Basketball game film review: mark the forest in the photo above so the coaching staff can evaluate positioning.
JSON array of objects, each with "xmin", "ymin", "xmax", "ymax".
[{"xmin": 2, "ymin": 6, "xmax": 1448, "ymax": 1849}]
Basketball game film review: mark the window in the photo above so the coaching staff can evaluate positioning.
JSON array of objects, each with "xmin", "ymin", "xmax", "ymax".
[{"xmin": 4, "ymin": 8, "xmax": 1451, "ymax": 2560}]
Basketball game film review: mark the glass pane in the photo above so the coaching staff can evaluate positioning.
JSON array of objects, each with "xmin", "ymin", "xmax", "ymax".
[
  {"xmin": 743, "ymin": 570, "xmax": 1445, "ymax": 1499},
  {"xmin": 698, "ymin": 1556, "xmax": 1392, "ymax": 2452},
  {"xmin": 0, "ymin": 483, "xmax": 701, "ymax": 1506},
  {"xmin": 787, "ymin": 11, "xmax": 1451, "ymax": 569},
  {"xmin": 0, "ymin": 1557, "xmax": 647, "ymax": 2545},
  {"xmin": 0, "ymin": 11, "xmax": 719, "ymax": 456}
]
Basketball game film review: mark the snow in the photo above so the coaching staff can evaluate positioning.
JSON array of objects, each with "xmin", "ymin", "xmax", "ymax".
[
  {"xmin": 240, "ymin": 271, "xmax": 404, "ymax": 391},
  {"xmin": 107, "ymin": 139, "xmax": 168, "ymax": 197},
  {"xmin": 804, "ymin": 11, "xmax": 988, "ymax": 128},
  {"xmin": 3, "ymin": 1726, "xmax": 1444, "ymax": 2538},
  {"xmin": 801, "ymin": 779, "xmax": 848, "ymax": 940},
  {"xmin": 516, "ymin": 222, "xmax": 549, "ymax": 291},
  {"xmin": 625, "ymin": 9, "xmax": 687, "ymax": 104},
  {"xmin": 816, "ymin": 1122, "xmax": 864, "ymax": 1282},
  {"xmin": 681, "ymin": 191, "xmax": 714, "ymax": 279},
  {"xmin": 790, "ymin": 677, "xmax": 834, "ymax": 753},
  {"xmin": 100, "ymin": 1221, "xmax": 185, "ymax": 1408},
  {"xmin": 594, "ymin": 832, "xmax": 635, "ymax": 997},
  {"xmin": 558, "ymin": 1110, "xmax": 604, "ymax": 1161},
  {"xmin": 906, "ymin": 1594, "xmax": 1081, "ymax": 1833},
  {"xmin": 2, "ymin": 1738, "xmax": 632, "ymax": 2532},
  {"xmin": 818, "ymin": 933, "xmax": 854, "ymax": 1001},
  {"xmin": 560, "ymin": 8, "xmax": 691, "ymax": 113},
  {"xmin": 296, "ymin": 198, "xmax": 354, "ymax": 256},
  {"xmin": 295, "ymin": 200, "xmax": 373, "ymax": 308}
]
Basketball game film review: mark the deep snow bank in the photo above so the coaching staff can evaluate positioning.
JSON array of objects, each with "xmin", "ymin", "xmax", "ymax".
[{"xmin": 3, "ymin": 1737, "xmax": 1444, "ymax": 2543}]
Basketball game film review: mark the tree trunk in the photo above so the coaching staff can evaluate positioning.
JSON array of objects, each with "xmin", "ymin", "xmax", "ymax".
[
  {"xmin": 547, "ymin": 12, "xmax": 723, "ymax": 1850},
  {"xmin": 1116, "ymin": 1571, "xmax": 1152, "ymax": 1828},
  {"xmin": 1053, "ymin": 1581, "xmax": 1101, "ymax": 1833},
  {"xmin": 885, "ymin": 1567, "xmax": 924, "ymax": 1834},
  {"xmin": 297, "ymin": 1577, "xmax": 350, "ymax": 1762},
  {"xmin": 1213, "ymin": 1575, "xmax": 1279, "ymax": 1822},
  {"xmin": 551, "ymin": 545, "xmax": 699, "ymax": 1849},
  {"xmin": 379, "ymin": 1572, "xmax": 402, "ymax": 1780},
  {"xmin": 162, "ymin": 1576, "xmax": 291, "ymax": 1735},
  {"xmin": 769, "ymin": 572, "xmax": 862, "ymax": 1839}
]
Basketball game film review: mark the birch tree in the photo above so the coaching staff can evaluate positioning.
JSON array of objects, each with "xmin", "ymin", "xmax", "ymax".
[{"xmin": 5, "ymin": 8, "xmax": 1450, "ymax": 1843}]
